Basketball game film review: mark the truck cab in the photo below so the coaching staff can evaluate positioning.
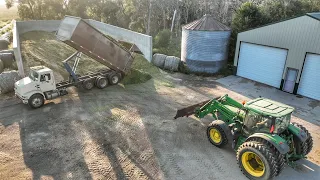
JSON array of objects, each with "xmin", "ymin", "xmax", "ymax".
[{"xmin": 15, "ymin": 66, "xmax": 56, "ymax": 107}]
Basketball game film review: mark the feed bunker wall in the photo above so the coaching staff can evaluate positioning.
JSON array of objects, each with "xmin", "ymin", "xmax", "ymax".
[{"xmin": 13, "ymin": 20, "xmax": 152, "ymax": 77}]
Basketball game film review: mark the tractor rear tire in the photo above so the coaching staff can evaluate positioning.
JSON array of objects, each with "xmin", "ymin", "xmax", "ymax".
[
  {"xmin": 237, "ymin": 141, "xmax": 278, "ymax": 180},
  {"xmin": 290, "ymin": 123, "xmax": 313, "ymax": 161},
  {"xmin": 207, "ymin": 120, "xmax": 231, "ymax": 148},
  {"xmin": 247, "ymin": 137, "xmax": 285, "ymax": 176},
  {"xmin": 293, "ymin": 123, "xmax": 313, "ymax": 155},
  {"xmin": 28, "ymin": 94, "xmax": 44, "ymax": 109}
]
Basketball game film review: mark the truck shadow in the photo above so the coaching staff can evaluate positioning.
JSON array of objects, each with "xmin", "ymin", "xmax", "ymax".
[{"xmin": 0, "ymin": 101, "xmax": 93, "ymax": 180}]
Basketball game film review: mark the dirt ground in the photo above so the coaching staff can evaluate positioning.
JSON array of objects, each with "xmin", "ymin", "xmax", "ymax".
[{"xmin": 0, "ymin": 70, "xmax": 319, "ymax": 180}]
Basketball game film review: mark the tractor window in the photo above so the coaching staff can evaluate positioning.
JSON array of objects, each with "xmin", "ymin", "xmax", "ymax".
[
  {"xmin": 243, "ymin": 111, "xmax": 271, "ymax": 134},
  {"xmin": 274, "ymin": 114, "xmax": 291, "ymax": 134}
]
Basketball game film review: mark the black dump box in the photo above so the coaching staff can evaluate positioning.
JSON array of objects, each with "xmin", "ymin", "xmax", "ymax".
[{"xmin": 56, "ymin": 16, "xmax": 139, "ymax": 74}]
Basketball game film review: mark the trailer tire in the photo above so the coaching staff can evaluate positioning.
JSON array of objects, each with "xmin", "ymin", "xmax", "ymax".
[
  {"xmin": 96, "ymin": 77, "xmax": 108, "ymax": 89},
  {"xmin": 109, "ymin": 73, "xmax": 121, "ymax": 85},
  {"xmin": 28, "ymin": 94, "xmax": 44, "ymax": 109},
  {"xmin": 83, "ymin": 79, "xmax": 94, "ymax": 90}
]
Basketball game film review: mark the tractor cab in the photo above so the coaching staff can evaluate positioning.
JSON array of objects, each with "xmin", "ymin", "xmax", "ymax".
[{"xmin": 242, "ymin": 98, "xmax": 294, "ymax": 135}]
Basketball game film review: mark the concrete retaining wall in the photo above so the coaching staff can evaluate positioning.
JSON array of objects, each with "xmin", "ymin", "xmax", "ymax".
[
  {"xmin": 13, "ymin": 19, "xmax": 152, "ymax": 77},
  {"xmin": 12, "ymin": 20, "xmax": 24, "ymax": 76}
]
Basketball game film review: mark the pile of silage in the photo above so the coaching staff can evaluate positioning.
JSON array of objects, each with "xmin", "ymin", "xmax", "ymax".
[{"xmin": 20, "ymin": 31, "xmax": 153, "ymax": 84}]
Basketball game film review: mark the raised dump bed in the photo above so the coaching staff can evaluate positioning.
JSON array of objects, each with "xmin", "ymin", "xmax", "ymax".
[{"xmin": 56, "ymin": 16, "xmax": 136, "ymax": 74}]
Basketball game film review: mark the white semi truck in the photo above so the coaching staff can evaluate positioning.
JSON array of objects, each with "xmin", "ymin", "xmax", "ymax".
[{"xmin": 14, "ymin": 16, "xmax": 140, "ymax": 108}]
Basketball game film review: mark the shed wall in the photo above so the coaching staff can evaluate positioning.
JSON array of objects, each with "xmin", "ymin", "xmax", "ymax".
[{"xmin": 234, "ymin": 16, "xmax": 320, "ymax": 82}]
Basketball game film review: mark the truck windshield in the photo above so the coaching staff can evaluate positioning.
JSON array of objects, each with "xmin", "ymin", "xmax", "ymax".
[{"xmin": 29, "ymin": 70, "xmax": 39, "ymax": 81}]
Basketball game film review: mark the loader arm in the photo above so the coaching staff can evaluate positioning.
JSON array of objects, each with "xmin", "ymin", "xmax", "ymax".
[{"xmin": 174, "ymin": 94, "xmax": 244, "ymax": 123}]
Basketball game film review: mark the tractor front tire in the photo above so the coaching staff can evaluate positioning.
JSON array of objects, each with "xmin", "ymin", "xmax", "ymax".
[
  {"xmin": 237, "ymin": 141, "xmax": 278, "ymax": 180},
  {"xmin": 28, "ymin": 94, "xmax": 45, "ymax": 109},
  {"xmin": 207, "ymin": 120, "xmax": 231, "ymax": 148}
]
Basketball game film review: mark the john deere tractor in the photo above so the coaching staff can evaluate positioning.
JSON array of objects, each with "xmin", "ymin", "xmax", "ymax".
[{"xmin": 174, "ymin": 94, "xmax": 313, "ymax": 180}]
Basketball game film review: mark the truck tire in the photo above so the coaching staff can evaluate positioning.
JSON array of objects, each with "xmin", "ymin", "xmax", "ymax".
[
  {"xmin": 290, "ymin": 123, "xmax": 313, "ymax": 161},
  {"xmin": 109, "ymin": 73, "xmax": 121, "ymax": 85},
  {"xmin": 96, "ymin": 77, "xmax": 108, "ymax": 89},
  {"xmin": 82, "ymin": 79, "xmax": 94, "ymax": 90},
  {"xmin": 207, "ymin": 120, "xmax": 231, "ymax": 147},
  {"xmin": 237, "ymin": 141, "xmax": 278, "ymax": 180},
  {"xmin": 28, "ymin": 94, "xmax": 44, "ymax": 109},
  {"xmin": 248, "ymin": 137, "xmax": 285, "ymax": 176}
]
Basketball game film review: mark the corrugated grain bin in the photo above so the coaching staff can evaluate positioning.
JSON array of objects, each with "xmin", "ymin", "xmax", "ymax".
[
  {"xmin": 56, "ymin": 16, "xmax": 134, "ymax": 74},
  {"xmin": 181, "ymin": 14, "xmax": 231, "ymax": 73}
]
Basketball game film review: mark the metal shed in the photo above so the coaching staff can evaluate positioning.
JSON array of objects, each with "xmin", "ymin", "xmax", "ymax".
[
  {"xmin": 233, "ymin": 12, "xmax": 320, "ymax": 100},
  {"xmin": 181, "ymin": 14, "xmax": 231, "ymax": 73}
]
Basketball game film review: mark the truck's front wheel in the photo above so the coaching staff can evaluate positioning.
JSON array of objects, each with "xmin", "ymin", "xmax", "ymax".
[{"xmin": 28, "ymin": 94, "xmax": 44, "ymax": 109}]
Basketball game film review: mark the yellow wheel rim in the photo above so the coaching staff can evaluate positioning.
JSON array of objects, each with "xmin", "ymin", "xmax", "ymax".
[
  {"xmin": 209, "ymin": 128, "xmax": 221, "ymax": 144},
  {"xmin": 241, "ymin": 152, "xmax": 265, "ymax": 177}
]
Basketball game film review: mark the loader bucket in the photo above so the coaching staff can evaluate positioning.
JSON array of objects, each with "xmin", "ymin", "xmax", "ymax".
[
  {"xmin": 174, "ymin": 96, "xmax": 221, "ymax": 119},
  {"xmin": 174, "ymin": 100, "xmax": 210, "ymax": 119}
]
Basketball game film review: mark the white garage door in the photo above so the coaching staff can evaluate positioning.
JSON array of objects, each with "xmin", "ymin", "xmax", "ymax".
[
  {"xmin": 298, "ymin": 53, "xmax": 320, "ymax": 100},
  {"xmin": 237, "ymin": 43, "xmax": 288, "ymax": 88}
]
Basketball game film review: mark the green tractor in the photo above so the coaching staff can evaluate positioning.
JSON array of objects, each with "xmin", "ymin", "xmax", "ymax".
[{"xmin": 174, "ymin": 94, "xmax": 313, "ymax": 180}]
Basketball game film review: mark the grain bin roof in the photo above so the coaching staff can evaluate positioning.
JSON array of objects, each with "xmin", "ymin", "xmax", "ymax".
[
  {"xmin": 307, "ymin": 12, "xmax": 320, "ymax": 21},
  {"xmin": 183, "ymin": 14, "xmax": 231, "ymax": 31}
]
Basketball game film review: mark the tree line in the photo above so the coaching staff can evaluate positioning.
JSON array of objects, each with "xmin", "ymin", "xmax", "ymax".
[{"xmin": 5, "ymin": 0, "xmax": 320, "ymax": 60}]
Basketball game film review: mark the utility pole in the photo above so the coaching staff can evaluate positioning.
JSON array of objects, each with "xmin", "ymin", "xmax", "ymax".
[{"xmin": 171, "ymin": 9, "xmax": 177, "ymax": 32}]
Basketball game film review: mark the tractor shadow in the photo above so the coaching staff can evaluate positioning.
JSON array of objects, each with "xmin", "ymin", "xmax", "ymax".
[{"xmin": 277, "ymin": 159, "xmax": 320, "ymax": 180}]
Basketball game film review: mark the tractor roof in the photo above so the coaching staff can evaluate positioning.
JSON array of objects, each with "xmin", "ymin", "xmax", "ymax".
[{"xmin": 244, "ymin": 98, "xmax": 294, "ymax": 117}]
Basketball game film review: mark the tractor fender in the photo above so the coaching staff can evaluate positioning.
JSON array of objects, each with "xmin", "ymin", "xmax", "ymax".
[
  {"xmin": 288, "ymin": 123, "xmax": 308, "ymax": 142},
  {"xmin": 246, "ymin": 133, "xmax": 290, "ymax": 154}
]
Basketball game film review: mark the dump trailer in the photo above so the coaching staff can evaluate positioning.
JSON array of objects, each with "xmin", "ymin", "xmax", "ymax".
[
  {"xmin": 175, "ymin": 94, "xmax": 313, "ymax": 180},
  {"xmin": 14, "ymin": 16, "xmax": 140, "ymax": 108}
]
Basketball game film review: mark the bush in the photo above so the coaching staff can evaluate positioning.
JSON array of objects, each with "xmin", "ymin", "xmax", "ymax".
[{"xmin": 154, "ymin": 29, "xmax": 171, "ymax": 48}]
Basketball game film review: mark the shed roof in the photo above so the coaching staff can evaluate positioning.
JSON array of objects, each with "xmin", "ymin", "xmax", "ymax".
[
  {"xmin": 307, "ymin": 12, "xmax": 320, "ymax": 21},
  {"xmin": 240, "ymin": 12, "xmax": 320, "ymax": 33},
  {"xmin": 183, "ymin": 14, "xmax": 231, "ymax": 31}
]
